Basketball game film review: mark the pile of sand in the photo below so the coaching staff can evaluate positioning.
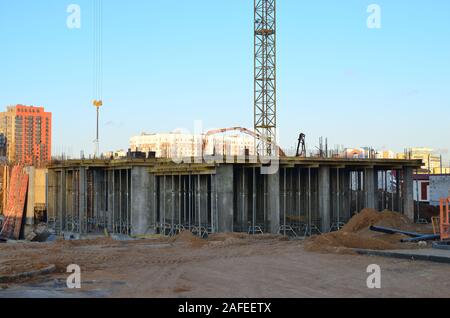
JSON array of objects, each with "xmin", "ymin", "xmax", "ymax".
[
  {"xmin": 168, "ymin": 231, "xmax": 208, "ymax": 248},
  {"xmin": 304, "ymin": 208, "xmax": 420, "ymax": 254},
  {"xmin": 342, "ymin": 209, "xmax": 412, "ymax": 233}
]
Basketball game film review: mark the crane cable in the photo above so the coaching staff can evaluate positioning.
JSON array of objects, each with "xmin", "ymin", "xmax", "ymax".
[
  {"xmin": 93, "ymin": 0, "xmax": 103, "ymax": 102},
  {"xmin": 92, "ymin": 0, "xmax": 103, "ymax": 156}
]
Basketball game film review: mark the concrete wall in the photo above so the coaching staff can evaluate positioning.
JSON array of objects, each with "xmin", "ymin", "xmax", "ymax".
[
  {"xmin": 25, "ymin": 167, "xmax": 48, "ymax": 225},
  {"xmin": 430, "ymin": 175, "xmax": 450, "ymax": 206},
  {"xmin": 34, "ymin": 169, "xmax": 47, "ymax": 204}
]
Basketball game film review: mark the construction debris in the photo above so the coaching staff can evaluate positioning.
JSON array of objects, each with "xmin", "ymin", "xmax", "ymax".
[
  {"xmin": 0, "ymin": 264, "xmax": 55, "ymax": 284},
  {"xmin": 369, "ymin": 225, "xmax": 439, "ymax": 242},
  {"xmin": 25, "ymin": 223, "xmax": 53, "ymax": 242}
]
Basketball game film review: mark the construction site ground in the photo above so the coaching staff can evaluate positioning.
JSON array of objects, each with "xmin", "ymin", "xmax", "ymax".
[{"xmin": 1, "ymin": 230, "xmax": 450, "ymax": 298}]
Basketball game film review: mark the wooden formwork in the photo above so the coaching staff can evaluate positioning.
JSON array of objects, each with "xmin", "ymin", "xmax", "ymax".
[{"xmin": 0, "ymin": 165, "xmax": 29, "ymax": 240}]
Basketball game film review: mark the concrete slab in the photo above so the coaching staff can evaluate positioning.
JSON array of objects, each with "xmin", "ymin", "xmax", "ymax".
[{"xmin": 355, "ymin": 248, "xmax": 450, "ymax": 264}]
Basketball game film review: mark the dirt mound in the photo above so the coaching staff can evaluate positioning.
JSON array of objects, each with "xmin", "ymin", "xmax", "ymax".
[
  {"xmin": 305, "ymin": 209, "xmax": 420, "ymax": 253},
  {"xmin": 169, "ymin": 231, "xmax": 207, "ymax": 248},
  {"xmin": 208, "ymin": 233, "xmax": 250, "ymax": 242},
  {"xmin": 342, "ymin": 208, "xmax": 412, "ymax": 233}
]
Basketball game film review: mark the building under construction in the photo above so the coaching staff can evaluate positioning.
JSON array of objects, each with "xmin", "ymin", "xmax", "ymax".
[{"xmin": 46, "ymin": 157, "xmax": 421, "ymax": 237}]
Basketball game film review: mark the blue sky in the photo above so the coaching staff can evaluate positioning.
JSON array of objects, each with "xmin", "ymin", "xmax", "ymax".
[{"xmin": 0, "ymin": 0, "xmax": 449, "ymax": 158}]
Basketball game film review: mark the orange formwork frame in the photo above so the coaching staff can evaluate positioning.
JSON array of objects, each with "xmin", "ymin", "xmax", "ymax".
[{"xmin": 440, "ymin": 197, "xmax": 450, "ymax": 241}]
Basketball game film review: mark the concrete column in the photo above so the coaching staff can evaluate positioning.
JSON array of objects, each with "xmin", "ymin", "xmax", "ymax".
[
  {"xmin": 267, "ymin": 170, "xmax": 280, "ymax": 234},
  {"xmin": 149, "ymin": 173, "xmax": 156, "ymax": 230},
  {"xmin": 318, "ymin": 166, "xmax": 331, "ymax": 233},
  {"xmin": 364, "ymin": 168, "xmax": 377, "ymax": 210},
  {"xmin": 130, "ymin": 167, "xmax": 152, "ymax": 235},
  {"xmin": 200, "ymin": 175, "xmax": 209, "ymax": 227},
  {"xmin": 237, "ymin": 168, "xmax": 248, "ymax": 231},
  {"xmin": 107, "ymin": 170, "xmax": 114, "ymax": 231},
  {"xmin": 79, "ymin": 168, "xmax": 86, "ymax": 233},
  {"xmin": 46, "ymin": 169, "xmax": 57, "ymax": 223},
  {"xmin": 216, "ymin": 165, "xmax": 234, "ymax": 232},
  {"xmin": 25, "ymin": 167, "xmax": 36, "ymax": 225},
  {"xmin": 93, "ymin": 170, "xmax": 100, "ymax": 220},
  {"xmin": 403, "ymin": 167, "xmax": 414, "ymax": 221},
  {"xmin": 59, "ymin": 170, "xmax": 66, "ymax": 232},
  {"xmin": 342, "ymin": 169, "xmax": 351, "ymax": 220}
]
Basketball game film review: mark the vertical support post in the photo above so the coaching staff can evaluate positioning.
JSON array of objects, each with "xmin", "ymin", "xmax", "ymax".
[
  {"xmin": 415, "ymin": 169, "xmax": 420, "ymax": 221},
  {"xmin": 198, "ymin": 175, "xmax": 201, "ymax": 235},
  {"xmin": 25, "ymin": 166, "xmax": 36, "ymax": 225},
  {"xmin": 163, "ymin": 175, "xmax": 166, "ymax": 233},
  {"xmin": 59, "ymin": 170, "xmax": 67, "ymax": 233},
  {"xmin": 179, "ymin": 175, "xmax": 182, "ymax": 228},
  {"xmin": 130, "ymin": 167, "xmax": 152, "ymax": 236},
  {"xmin": 78, "ymin": 168, "xmax": 86, "ymax": 234},
  {"xmin": 126, "ymin": 169, "xmax": 129, "ymax": 234},
  {"xmin": 210, "ymin": 174, "xmax": 215, "ymax": 233},
  {"xmin": 307, "ymin": 168, "xmax": 312, "ymax": 236},
  {"xmin": 119, "ymin": 170, "xmax": 123, "ymax": 234},
  {"xmin": 403, "ymin": 166, "xmax": 414, "ymax": 221},
  {"xmin": 171, "ymin": 175, "xmax": 175, "ymax": 233},
  {"xmin": 364, "ymin": 168, "xmax": 377, "ymax": 209},
  {"xmin": 283, "ymin": 168, "xmax": 287, "ymax": 235},
  {"xmin": 241, "ymin": 167, "xmax": 248, "ymax": 231},
  {"xmin": 267, "ymin": 169, "xmax": 280, "ymax": 234},
  {"xmin": 297, "ymin": 168, "xmax": 301, "ymax": 226},
  {"xmin": 252, "ymin": 167, "xmax": 257, "ymax": 234},
  {"xmin": 188, "ymin": 174, "xmax": 192, "ymax": 230},
  {"xmin": 183, "ymin": 176, "xmax": 187, "ymax": 229},
  {"xmin": 337, "ymin": 168, "xmax": 341, "ymax": 229},
  {"xmin": 318, "ymin": 166, "xmax": 331, "ymax": 233},
  {"xmin": 112, "ymin": 169, "xmax": 115, "ymax": 233}
]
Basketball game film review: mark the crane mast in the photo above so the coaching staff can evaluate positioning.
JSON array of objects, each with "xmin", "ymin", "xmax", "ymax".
[{"xmin": 254, "ymin": 0, "xmax": 277, "ymax": 156}]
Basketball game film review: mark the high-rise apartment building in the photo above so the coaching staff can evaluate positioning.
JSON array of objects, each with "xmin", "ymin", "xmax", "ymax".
[{"xmin": 0, "ymin": 105, "xmax": 52, "ymax": 165}]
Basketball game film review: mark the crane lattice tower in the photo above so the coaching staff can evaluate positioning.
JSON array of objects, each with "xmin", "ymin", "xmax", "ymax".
[{"xmin": 254, "ymin": 0, "xmax": 277, "ymax": 156}]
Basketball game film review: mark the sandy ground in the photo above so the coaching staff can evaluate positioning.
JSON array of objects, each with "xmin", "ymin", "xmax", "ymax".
[{"xmin": 0, "ymin": 233, "xmax": 450, "ymax": 298}]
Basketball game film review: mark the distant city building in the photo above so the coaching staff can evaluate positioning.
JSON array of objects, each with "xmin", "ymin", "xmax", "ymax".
[
  {"xmin": 103, "ymin": 149, "xmax": 127, "ymax": 159},
  {"xmin": 405, "ymin": 147, "xmax": 442, "ymax": 173},
  {"xmin": 343, "ymin": 148, "xmax": 369, "ymax": 159},
  {"xmin": 0, "ymin": 105, "xmax": 52, "ymax": 165},
  {"xmin": 130, "ymin": 131, "xmax": 255, "ymax": 159},
  {"xmin": 375, "ymin": 150, "xmax": 396, "ymax": 159}
]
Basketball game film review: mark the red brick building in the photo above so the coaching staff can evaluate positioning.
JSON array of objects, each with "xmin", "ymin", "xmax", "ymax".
[{"xmin": 0, "ymin": 105, "xmax": 52, "ymax": 165}]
